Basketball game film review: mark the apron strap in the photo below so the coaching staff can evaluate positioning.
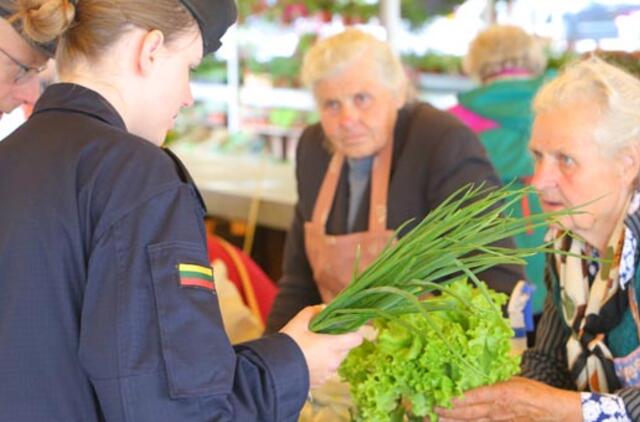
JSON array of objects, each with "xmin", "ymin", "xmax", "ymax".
[
  {"xmin": 310, "ymin": 138, "xmax": 393, "ymax": 232},
  {"xmin": 311, "ymin": 151, "xmax": 345, "ymax": 227},
  {"xmin": 369, "ymin": 137, "xmax": 392, "ymax": 232}
]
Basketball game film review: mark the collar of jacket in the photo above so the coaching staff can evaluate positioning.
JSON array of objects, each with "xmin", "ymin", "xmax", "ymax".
[{"xmin": 33, "ymin": 83, "xmax": 126, "ymax": 130}]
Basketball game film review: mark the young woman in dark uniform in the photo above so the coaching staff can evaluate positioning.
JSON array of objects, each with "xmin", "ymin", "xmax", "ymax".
[{"xmin": 0, "ymin": 1, "xmax": 361, "ymax": 420}]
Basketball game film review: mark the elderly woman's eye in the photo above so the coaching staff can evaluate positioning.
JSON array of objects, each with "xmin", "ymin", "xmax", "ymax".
[
  {"xmin": 560, "ymin": 154, "xmax": 575, "ymax": 166},
  {"xmin": 354, "ymin": 93, "xmax": 371, "ymax": 106},
  {"xmin": 323, "ymin": 100, "xmax": 340, "ymax": 111}
]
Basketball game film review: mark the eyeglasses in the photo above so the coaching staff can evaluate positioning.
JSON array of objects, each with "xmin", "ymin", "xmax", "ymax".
[{"xmin": 0, "ymin": 45, "xmax": 46, "ymax": 84}]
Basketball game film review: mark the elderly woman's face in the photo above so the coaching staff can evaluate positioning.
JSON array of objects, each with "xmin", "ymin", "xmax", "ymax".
[
  {"xmin": 314, "ymin": 55, "xmax": 403, "ymax": 158},
  {"xmin": 530, "ymin": 101, "xmax": 636, "ymax": 240}
]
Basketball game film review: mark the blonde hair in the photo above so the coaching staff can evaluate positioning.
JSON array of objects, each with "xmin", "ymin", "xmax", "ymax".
[
  {"xmin": 533, "ymin": 56, "xmax": 640, "ymax": 156},
  {"xmin": 464, "ymin": 24, "xmax": 547, "ymax": 82},
  {"xmin": 12, "ymin": 0, "xmax": 195, "ymax": 73},
  {"xmin": 301, "ymin": 28, "xmax": 409, "ymax": 104}
]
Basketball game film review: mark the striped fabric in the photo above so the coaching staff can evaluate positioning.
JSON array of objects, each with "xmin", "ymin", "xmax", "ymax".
[
  {"xmin": 520, "ymin": 209, "xmax": 640, "ymax": 420},
  {"xmin": 521, "ymin": 285, "xmax": 640, "ymax": 420}
]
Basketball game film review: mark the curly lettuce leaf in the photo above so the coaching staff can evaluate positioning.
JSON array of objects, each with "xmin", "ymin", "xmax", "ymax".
[{"xmin": 339, "ymin": 280, "xmax": 520, "ymax": 422}]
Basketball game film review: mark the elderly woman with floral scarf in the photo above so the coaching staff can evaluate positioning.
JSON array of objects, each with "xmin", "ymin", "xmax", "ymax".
[{"xmin": 438, "ymin": 58, "xmax": 640, "ymax": 422}]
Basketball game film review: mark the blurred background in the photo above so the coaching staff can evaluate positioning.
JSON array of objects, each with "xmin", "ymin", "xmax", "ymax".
[{"xmin": 6, "ymin": 0, "xmax": 637, "ymax": 281}]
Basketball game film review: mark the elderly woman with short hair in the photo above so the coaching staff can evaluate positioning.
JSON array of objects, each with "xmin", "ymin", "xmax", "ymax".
[
  {"xmin": 463, "ymin": 24, "xmax": 547, "ymax": 84},
  {"xmin": 439, "ymin": 58, "xmax": 640, "ymax": 422},
  {"xmin": 265, "ymin": 28, "xmax": 522, "ymax": 333}
]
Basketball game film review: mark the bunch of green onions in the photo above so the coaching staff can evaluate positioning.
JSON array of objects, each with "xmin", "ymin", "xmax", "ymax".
[{"xmin": 309, "ymin": 183, "xmax": 570, "ymax": 334}]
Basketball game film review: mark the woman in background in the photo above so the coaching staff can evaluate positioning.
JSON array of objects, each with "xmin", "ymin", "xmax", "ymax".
[
  {"xmin": 450, "ymin": 24, "xmax": 553, "ymax": 319},
  {"xmin": 266, "ymin": 29, "xmax": 522, "ymax": 333}
]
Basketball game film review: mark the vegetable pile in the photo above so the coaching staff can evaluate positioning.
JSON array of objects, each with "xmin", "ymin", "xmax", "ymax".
[
  {"xmin": 339, "ymin": 279, "xmax": 519, "ymax": 421},
  {"xmin": 306, "ymin": 184, "xmax": 574, "ymax": 421}
]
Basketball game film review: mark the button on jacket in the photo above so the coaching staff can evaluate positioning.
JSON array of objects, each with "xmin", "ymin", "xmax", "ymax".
[{"xmin": 0, "ymin": 83, "xmax": 308, "ymax": 421}]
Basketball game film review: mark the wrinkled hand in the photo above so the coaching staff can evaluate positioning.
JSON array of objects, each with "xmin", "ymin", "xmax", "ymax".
[
  {"xmin": 435, "ymin": 377, "xmax": 581, "ymax": 422},
  {"xmin": 280, "ymin": 305, "xmax": 364, "ymax": 388}
]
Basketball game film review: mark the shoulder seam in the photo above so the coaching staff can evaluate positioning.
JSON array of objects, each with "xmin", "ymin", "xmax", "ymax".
[{"xmin": 92, "ymin": 181, "xmax": 188, "ymax": 244}]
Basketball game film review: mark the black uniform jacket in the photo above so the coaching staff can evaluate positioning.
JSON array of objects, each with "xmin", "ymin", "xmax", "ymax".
[
  {"xmin": 0, "ymin": 83, "xmax": 308, "ymax": 421},
  {"xmin": 266, "ymin": 102, "xmax": 523, "ymax": 332}
]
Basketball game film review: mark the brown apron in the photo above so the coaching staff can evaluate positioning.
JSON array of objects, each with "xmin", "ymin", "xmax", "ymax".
[{"xmin": 304, "ymin": 140, "xmax": 395, "ymax": 302}]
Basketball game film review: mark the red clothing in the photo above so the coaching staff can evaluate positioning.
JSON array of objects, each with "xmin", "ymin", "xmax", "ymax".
[{"xmin": 206, "ymin": 235, "xmax": 278, "ymax": 323}]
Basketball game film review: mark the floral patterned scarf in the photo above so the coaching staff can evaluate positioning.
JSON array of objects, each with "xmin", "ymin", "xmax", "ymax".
[{"xmin": 552, "ymin": 193, "xmax": 640, "ymax": 393}]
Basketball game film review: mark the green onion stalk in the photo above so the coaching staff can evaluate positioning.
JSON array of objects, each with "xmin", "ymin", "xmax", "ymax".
[{"xmin": 309, "ymin": 183, "xmax": 577, "ymax": 334}]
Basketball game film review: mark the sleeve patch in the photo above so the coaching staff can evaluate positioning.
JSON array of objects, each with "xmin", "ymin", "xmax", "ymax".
[{"xmin": 178, "ymin": 263, "xmax": 215, "ymax": 291}]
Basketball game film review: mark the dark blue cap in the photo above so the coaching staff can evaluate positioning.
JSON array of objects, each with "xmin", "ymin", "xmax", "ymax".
[{"xmin": 179, "ymin": 0, "xmax": 237, "ymax": 55}]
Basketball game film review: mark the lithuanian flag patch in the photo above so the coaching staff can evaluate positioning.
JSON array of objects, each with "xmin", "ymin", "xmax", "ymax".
[{"xmin": 178, "ymin": 263, "xmax": 215, "ymax": 291}]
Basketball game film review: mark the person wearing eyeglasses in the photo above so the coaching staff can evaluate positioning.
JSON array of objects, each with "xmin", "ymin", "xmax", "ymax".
[{"xmin": 0, "ymin": 0, "xmax": 53, "ymax": 122}]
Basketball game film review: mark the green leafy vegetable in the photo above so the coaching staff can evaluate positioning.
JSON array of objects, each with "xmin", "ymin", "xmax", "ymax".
[{"xmin": 339, "ymin": 280, "xmax": 520, "ymax": 422}]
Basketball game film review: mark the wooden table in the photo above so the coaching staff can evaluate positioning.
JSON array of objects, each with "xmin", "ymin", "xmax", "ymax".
[{"xmin": 171, "ymin": 145, "xmax": 297, "ymax": 231}]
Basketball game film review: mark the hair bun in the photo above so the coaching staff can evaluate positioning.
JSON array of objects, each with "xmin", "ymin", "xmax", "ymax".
[{"xmin": 19, "ymin": 0, "xmax": 75, "ymax": 43}]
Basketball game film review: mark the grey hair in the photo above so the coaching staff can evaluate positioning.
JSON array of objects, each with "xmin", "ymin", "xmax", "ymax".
[
  {"xmin": 464, "ymin": 24, "xmax": 547, "ymax": 82},
  {"xmin": 533, "ymin": 56, "xmax": 640, "ymax": 156},
  {"xmin": 301, "ymin": 28, "xmax": 409, "ymax": 105}
]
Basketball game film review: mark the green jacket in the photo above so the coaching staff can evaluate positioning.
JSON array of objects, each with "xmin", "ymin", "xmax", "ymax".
[{"xmin": 453, "ymin": 74, "xmax": 554, "ymax": 313}]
